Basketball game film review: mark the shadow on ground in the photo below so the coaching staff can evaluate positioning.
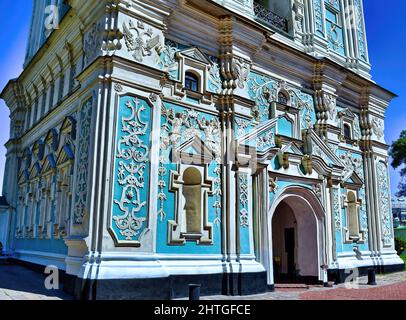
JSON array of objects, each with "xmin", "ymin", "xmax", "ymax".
[{"xmin": 0, "ymin": 261, "xmax": 73, "ymax": 300}]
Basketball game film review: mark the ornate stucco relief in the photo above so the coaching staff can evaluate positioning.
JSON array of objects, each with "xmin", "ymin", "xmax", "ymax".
[
  {"xmin": 247, "ymin": 72, "xmax": 316, "ymax": 128},
  {"xmin": 122, "ymin": 20, "xmax": 160, "ymax": 63},
  {"xmin": 83, "ymin": 22, "xmax": 103, "ymax": 66},
  {"xmin": 313, "ymin": 0, "xmax": 325, "ymax": 37},
  {"xmin": 73, "ymin": 97, "xmax": 93, "ymax": 225},
  {"xmin": 159, "ymin": 104, "xmax": 222, "ymax": 228},
  {"xmin": 332, "ymin": 187, "xmax": 341, "ymax": 230},
  {"xmin": 354, "ymin": 0, "xmax": 367, "ymax": 61},
  {"xmin": 239, "ymin": 173, "xmax": 249, "ymax": 228},
  {"xmin": 111, "ymin": 97, "xmax": 151, "ymax": 245},
  {"xmin": 377, "ymin": 161, "xmax": 393, "ymax": 246},
  {"xmin": 371, "ymin": 116, "xmax": 384, "ymax": 140}
]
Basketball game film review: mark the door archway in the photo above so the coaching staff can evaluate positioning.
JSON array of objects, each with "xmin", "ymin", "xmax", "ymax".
[{"xmin": 266, "ymin": 186, "xmax": 326, "ymax": 286}]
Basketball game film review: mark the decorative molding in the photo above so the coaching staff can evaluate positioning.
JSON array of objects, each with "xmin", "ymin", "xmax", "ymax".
[
  {"xmin": 234, "ymin": 58, "xmax": 250, "ymax": 90},
  {"xmin": 167, "ymin": 165, "xmax": 214, "ymax": 245},
  {"xmin": 247, "ymin": 72, "xmax": 315, "ymax": 128},
  {"xmin": 114, "ymin": 83, "xmax": 123, "ymax": 93},
  {"xmin": 376, "ymin": 161, "xmax": 393, "ymax": 246},
  {"xmin": 73, "ymin": 97, "xmax": 92, "ymax": 225},
  {"xmin": 313, "ymin": 0, "xmax": 325, "ymax": 37},
  {"xmin": 111, "ymin": 97, "xmax": 151, "ymax": 245},
  {"xmin": 157, "ymin": 39, "xmax": 181, "ymax": 80},
  {"xmin": 160, "ymin": 104, "xmax": 222, "ymax": 227},
  {"xmin": 371, "ymin": 116, "xmax": 384, "ymax": 139},
  {"xmin": 208, "ymin": 56, "xmax": 222, "ymax": 94},
  {"xmin": 332, "ymin": 187, "xmax": 341, "ymax": 230},
  {"xmin": 239, "ymin": 173, "xmax": 249, "ymax": 228},
  {"xmin": 354, "ymin": 0, "xmax": 367, "ymax": 61},
  {"xmin": 122, "ymin": 20, "xmax": 160, "ymax": 63},
  {"xmin": 83, "ymin": 22, "xmax": 102, "ymax": 66}
]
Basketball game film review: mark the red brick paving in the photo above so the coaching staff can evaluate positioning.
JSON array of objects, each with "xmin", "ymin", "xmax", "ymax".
[{"xmin": 300, "ymin": 281, "xmax": 406, "ymax": 300}]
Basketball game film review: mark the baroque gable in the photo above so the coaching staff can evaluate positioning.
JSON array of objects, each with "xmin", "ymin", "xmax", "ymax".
[
  {"xmin": 179, "ymin": 47, "xmax": 212, "ymax": 65},
  {"xmin": 173, "ymin": 135, "xmax": 217, "ymax": 164}
]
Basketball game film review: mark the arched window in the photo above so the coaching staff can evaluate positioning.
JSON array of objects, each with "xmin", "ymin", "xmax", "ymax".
[
  {"xmin": 343, "ymin": 123, "xmax": 352, "ymax": 140},
  {"xmin": 182, "ymin": 167, "xmax": 202, "ymax": 234},
  {"xmin": 347, "ymin": 191, "xmax": 360, "ymax": 240},
  {"xmin": 185, "ymin": 72, "xmax": 199, "ymax": 92},
  {"xmin": 278, "ymin": 92, "xmax": 289, "ymax": 105}
]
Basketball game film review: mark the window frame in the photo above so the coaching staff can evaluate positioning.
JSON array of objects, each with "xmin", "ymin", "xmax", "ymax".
[
  {"xmin": 343, "ymin": 123, "xmax": 352, "ymax": 141},
  {"xmin": 184, "ymin": 72, "xmax": 199, "ymax": 92}
]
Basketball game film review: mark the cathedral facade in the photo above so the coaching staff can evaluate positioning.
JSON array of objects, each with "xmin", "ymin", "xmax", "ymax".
[{"xmin": 0, "ymin": 0, "xmax": 403, "ymax": 299}]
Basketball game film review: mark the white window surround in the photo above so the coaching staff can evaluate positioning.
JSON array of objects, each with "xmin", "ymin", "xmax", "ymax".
[{"xmin": 168, "ymin": 164, "xmax": 214, "ymax": 245}]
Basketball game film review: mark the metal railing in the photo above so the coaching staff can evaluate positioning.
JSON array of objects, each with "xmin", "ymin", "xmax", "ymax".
[{"xmin": 253, "ymin": 2, "xmax": 289, "ymax": 33}]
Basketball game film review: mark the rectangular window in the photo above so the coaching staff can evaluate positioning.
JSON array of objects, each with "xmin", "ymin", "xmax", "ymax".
[
  {"xmin": 325, "ymin": 4, "xmax": 345, "ymax": 56},
  {"xmin": 325, "ymin": 9, "xmax": 338, "ymax": 24}
]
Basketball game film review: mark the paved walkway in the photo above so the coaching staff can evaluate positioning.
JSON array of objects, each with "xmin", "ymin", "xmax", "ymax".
[
  {"xmin": 1, "ymin": 260, "xmax": 405, "ymax": 300},
  {"xmin": 200, "ymin": 271, "xmax": 406, "ymax": 300},
  {"xmin": 0, "ymin": 261, "xmax": 72, "ymax": 300}
]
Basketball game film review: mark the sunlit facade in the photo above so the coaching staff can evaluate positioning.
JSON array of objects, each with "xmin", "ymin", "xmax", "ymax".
[{"xmin": 0, "ymin": 0, "xmax": 403, "ymax": 299}]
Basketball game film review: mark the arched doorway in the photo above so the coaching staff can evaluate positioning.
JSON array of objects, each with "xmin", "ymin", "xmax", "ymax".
[{"xmin": 266, "ymin": 187, "xmax": 326, "ymax": 286}]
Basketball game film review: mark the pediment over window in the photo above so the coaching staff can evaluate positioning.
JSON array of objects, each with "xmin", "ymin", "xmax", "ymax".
[
  {"xmin": 29, "ymin": 162, "xmax": 41, "ymax": 180},
  {"xmin": 342, "ymin": 172, "xmax": 364, "ymax": 188},
  {"xmin": 60, "ymin": 116, "xmax": 77, "ymax": 139},
  {"xmin": 42, "ymin": 154, "xmax": 57, "ymax": 174},
  {"xmin": 337, "ymin": 107, "xmax": 361, "ymax": 142},
  {"xmin": 44, "ymin": 129, "xmax": 59, "ymax": 153},
  {"xmin": 179, "ymin": 47, "xmax": 212, "ymax": 65},
  {"xmin": 32, "ymin": 140, "xmax": 45, "ymax": 162},
  {"xmin": 56, "ymin": 144, "xmax": 75, "ymax": 166},
  {"xmin": 173, "ymin": 135, "xmax": 216, "ymax": 164},
  {"xmin": 337, "ymin": 107, "xmax": 356, "ymax": 119},
  {"xmin": 341, "ymin": 165, "xmax": 364, "ymax": 187}
]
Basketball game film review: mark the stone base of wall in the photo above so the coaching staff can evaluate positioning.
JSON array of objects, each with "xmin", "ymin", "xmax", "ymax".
[
  {"xmin": 328, "ymin": 263, "xmax": 405, "ymax": 284},
  {"xmin": 66, "ymin": 271, "xmax": 269, "ymax": 300}
]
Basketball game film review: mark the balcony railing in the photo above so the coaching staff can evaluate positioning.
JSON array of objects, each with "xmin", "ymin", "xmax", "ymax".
[{"xmin": 253, "ymin": 2, "xmax": 289, "ymax": 33}]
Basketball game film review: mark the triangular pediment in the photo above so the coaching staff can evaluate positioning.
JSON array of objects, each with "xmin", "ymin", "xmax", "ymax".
[
  {"xmin": 238, "ymin": 117, "xmax": 278, "ymax": 153},
  {"xmin": 32, "ymin": 139, "xmax": 45, "ymax": 161},
  {"xmin": 308, "ymin": 130, "xmax": 344, "ymax": 167},
  {"xmin": 56, "ymin": 144, "xmax": 74, "ymax": 166},
  {"xmin": 342, "ymin": 171, "xmax": 364, "ymax": 187},
  {"xmin": 173, "ymin": 135, "xmax": 215, "ymax": 164},
  {"xmin": 280, "ymin": 142, "xmax": 303, "ymax": 156},
  {"xmin": 337, "ymin": 107, "xmax": 356, "ymax": 120},
  {"xmin": 44, "ymin": 129, "xmax": 59, "ymax": 152},
  {"xmin": 60, "ymin": 116, "xmax": 77, "ymax": 139},
  {"xmin": 180, "ymin": 47, "xmax": 211, "ymax": 65},
  {"xmin": 29, "ymin": 162, "xmax": 41, "ymax": 179},
  {"xmin": 42, "ymin": 154, "xmax": 57, "ymax": 174}
]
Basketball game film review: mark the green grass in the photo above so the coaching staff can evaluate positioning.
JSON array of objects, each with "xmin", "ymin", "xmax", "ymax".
[{"xmin": 401, "ymin": 255, "xmax": 406, "ymax": 270}]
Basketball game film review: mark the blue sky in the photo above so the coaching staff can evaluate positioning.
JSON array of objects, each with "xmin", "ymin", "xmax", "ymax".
[{"xmin": 0, "ymin": 0, "xmax": 405, "ymax": 195}]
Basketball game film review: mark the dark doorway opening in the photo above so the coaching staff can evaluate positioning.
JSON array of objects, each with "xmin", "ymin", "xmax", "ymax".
[{"xmin": 272, "ymin": 199, "xmax": 319, "ymax": 285}]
